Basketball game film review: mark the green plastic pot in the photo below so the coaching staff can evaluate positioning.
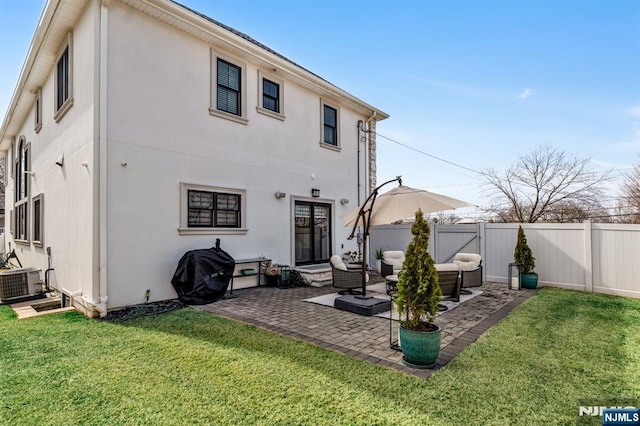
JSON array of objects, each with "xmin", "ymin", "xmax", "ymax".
[
  {"xmin": 520, "ymin": 272, "xmax": 538, "ymax": 289},
  {"xmin": 399, "ymin": 324, "xmax": 441, "ymax": 369}
]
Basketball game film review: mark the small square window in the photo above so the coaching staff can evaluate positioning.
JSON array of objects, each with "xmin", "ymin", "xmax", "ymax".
[{"xmin": 256, "ymin": 71, "xmax": 285, "ymax": 121}]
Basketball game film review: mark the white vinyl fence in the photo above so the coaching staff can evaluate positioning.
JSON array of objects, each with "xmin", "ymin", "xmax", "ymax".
[{"xmin": 370, "ymin": 222, "xmax": 640, "ymax": 299}]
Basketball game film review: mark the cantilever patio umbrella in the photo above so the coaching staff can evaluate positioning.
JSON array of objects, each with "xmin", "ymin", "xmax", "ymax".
[{"xmin": 342, "ymin": 176, "xmax": 476, "ymax": 296}]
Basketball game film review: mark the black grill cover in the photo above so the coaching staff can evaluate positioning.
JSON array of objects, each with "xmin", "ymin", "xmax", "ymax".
[{"xmin": 171, "ymin": 246, "xmax": 236, "ymax": 305}]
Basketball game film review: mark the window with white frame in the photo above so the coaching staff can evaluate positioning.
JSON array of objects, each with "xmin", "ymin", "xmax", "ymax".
[
  {"xmin": 209, "ymin": 50, "xmax": 247, "ymax": 124},
  {"xmin": 34, "ymin": 88, "xmax": 42, "ymax": 133},
  {"xmin": 54, "ymin": 32, "xmax": 73, "ymax": 122},
  {"xmin": 32, "ymin": 194, "xmax": 44, "ymax": 246},
  {"xmin": 14, "ymin": 137, "xmax": 29, "ymax": 242},
  {"xmin": 257, "ymin": 70, "xmax": 285, "ymax": 120},
  {"xmin": 179, "ymin": 183, "xmax": 247, "ymax": 235},
  {"xmin": 321, "ymin": 101, "xmax": 339, "ymax": 147}
]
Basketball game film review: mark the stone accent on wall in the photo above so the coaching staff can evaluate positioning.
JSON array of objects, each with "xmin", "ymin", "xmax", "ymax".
[{"xmin": 368, "ymin": 119, "xmax": 377, "ymax": 190}]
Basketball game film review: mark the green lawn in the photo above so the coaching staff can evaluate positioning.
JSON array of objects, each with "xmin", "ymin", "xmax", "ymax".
[{"xmin": 1, "ymin": 288, "xmax": 638, "ymax": 425}]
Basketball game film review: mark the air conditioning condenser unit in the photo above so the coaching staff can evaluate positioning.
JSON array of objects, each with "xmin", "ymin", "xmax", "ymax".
[{"xmin": 0, "ymin": 268, "xmax": 44, "ymax": 302}]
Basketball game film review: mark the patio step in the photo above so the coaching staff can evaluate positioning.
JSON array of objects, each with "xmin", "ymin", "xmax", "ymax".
[{"xmin": 293, "ymin": 264, "xmax": 332, "ymax": 287}]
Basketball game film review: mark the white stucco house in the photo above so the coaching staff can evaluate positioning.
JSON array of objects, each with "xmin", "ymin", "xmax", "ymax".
[{"xmin": 0, "ymin": 0, "xmax": 388, "ymax": 316}]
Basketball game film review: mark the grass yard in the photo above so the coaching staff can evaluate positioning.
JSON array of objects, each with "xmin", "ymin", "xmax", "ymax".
[{"xmin": 1, "ymin": 288, "xmax": 639, "ymax": 425}]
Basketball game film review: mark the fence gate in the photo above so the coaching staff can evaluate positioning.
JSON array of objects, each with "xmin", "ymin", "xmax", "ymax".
[{"xmin": 432, "ymin": 224, "xmax": 480, "ymax": 263}]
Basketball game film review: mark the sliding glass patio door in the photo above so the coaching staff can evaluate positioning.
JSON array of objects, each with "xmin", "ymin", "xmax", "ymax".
[{"xmin": 294, "ymin": 201, "xmax": 332, "ymax": 265}]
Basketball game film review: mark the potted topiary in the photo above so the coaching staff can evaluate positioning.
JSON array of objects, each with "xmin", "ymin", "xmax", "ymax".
[
  {"xmin": 514, "ymin": 225, "xmax": 538, "ymax": 289},
  {"xmin": 375, "ymin": 248, "xmax": 384, "ymax": 273},
  {"xmin": 396, "ymin": 209, "xmax": 442, "ymax": 369}
]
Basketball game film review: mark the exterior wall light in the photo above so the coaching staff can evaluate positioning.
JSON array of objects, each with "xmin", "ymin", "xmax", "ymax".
[
  {"xmin": 340, "ymin": 198, "xmax": 349, "ymax": 205},
  {"xmin": 311, "ymin": 188, "xmax": 320, "ymax": 198},
  {"xmin": 275, "ymin": 191, "xmax": 286, "ymax": 199}
]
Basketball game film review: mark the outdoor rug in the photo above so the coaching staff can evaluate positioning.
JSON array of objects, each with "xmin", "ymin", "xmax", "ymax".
[{"xmin": 304, "ymin": 282, "xmax": 482, "ymax": 319}]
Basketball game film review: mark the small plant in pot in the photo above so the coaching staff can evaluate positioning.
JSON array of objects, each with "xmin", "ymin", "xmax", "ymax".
[
  {"xmin": 396, "ymin": 209, "xmax": 443, "ymax": 369},
  {"xmin": 263, "ymin": 262, "xmax": 281, "ymax": 287},
  {"xmin": 375, "ymin": 248, "xmax": 384, "ymax": 273},
  {"xmin": 514, "ymin": 225, "xmax": 538, "ymax": 289}
]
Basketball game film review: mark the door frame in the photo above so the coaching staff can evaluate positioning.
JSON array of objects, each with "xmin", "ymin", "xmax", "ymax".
[{"xmin": 291, "ymin": 197, "xmax": 334, "ymax": 266}]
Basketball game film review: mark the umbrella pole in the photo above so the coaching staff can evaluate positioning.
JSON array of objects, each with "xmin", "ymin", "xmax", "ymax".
[{"xmin": 348, "ymin": 176, "xmax": 402, "ymax": 298}]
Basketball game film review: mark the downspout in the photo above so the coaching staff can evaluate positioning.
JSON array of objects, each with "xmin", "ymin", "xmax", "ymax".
[{"xmin": 97, "ymin": 0, "xmax": 110, "ymax": 317}]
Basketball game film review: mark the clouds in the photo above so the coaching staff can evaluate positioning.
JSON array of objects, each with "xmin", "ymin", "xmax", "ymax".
[
  {"xmin": 517, "ymin": 88, "xmax": 532, "ymax": 99},
  {"xmin": 627, "ymin": 105, "xmax": 640, "ymax": 119}
]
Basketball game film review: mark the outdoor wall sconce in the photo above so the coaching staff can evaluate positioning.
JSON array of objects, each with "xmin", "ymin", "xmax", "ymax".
[
  {"xmin": 275, "ymin": 191, "xmax": 286, "ymax": 199},
  {"xmin": 340, "ymin": 198, "xmax": 349, "ymax": 205},
  {"xmin": 311, "ymin": 188, "xmax": 320, "ymax": 198},
  {"xmin": 508, "ymin": 263, "xmax": 521, "ymax": 290}
]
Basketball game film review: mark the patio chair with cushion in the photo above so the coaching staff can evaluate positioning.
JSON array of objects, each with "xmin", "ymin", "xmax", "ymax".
[
  {"xmin": 453, "ymin": 252, "xmax": 483, "ymax": 294},
  {"xmin": 380, "ymin": 251, "xmax": 405, "ymax": 278},
  {"xmin": 435, "ymin": 263, "xmax": 461, "ymax": 303},
  {"xmin": 330, "ymin": 255, "xmax": 367, "ymax": 295}
]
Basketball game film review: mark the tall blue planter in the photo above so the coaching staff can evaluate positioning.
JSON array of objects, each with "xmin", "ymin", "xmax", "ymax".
[{"xmin": 399, "ymin": 324, "xmax": 442, "ymax": 369}]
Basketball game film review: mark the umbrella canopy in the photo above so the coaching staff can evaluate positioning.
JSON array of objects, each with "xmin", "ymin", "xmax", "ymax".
[{"xmin": 342, "ymin": 185, "xmax": 476, "ymax": 228}]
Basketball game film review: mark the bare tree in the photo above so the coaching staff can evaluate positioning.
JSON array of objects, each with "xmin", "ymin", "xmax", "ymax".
[
  {"xmin": 619, "ymin": 157, "xmax": 640, "ymax": 223},
  {"xmin": 483, "ymin": 145, "xmax": 611, "ymax": 223}
]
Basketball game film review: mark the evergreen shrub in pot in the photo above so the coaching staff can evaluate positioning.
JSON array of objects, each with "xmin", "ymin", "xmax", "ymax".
[
  {"xmin": 396, "ymin": 209, "xmax": 443, "ymax": 369},
  {"xmin": 514, "ymin": 225, "xmax": 538, "ymax": 289}
]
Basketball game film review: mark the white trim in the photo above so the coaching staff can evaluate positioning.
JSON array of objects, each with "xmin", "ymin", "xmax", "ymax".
[
  {"xmin": 256, "ymin": 70, "xmax": 285, "ymax": 121},
  {"xmin": 179, "ymin": 182, "xmax": 247, "ymax": 233},
  {"xmin": 53, "ymin": 32, "xmax": 74, "ymax": 123},
  {"xmin": 210, "ymin": 49, "xmax": 248, "ymax": 124}
]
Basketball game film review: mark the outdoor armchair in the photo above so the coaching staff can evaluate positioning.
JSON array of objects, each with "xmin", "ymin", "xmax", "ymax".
[
  {"xmin": 435, "ymin": 263, "xmax": 461, "ymax": 303},
  {"xmin": 330, "ymin": 255, "xmax": 367, "ymax": 295},
  {"xmin": 453, "ymin": 253, "xmax": 483, "ymax": 293},
  {"xmin": 380, "ymin": 251, "xmax": 405, "ymax": 278}
]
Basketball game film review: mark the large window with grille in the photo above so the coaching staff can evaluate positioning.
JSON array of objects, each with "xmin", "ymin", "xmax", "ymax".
[
  {"xmin": 180, "ymin": 183, "xmax": 247, "ymax": 234},
  {"xmin": 187, "ymin": 190, "xmax": 240, "ymax": 228}
]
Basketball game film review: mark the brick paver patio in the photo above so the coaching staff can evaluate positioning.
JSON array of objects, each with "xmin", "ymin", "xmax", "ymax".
[{"xmin": 195, "ymin": 276, "xmax": 536, "ymax": 378}]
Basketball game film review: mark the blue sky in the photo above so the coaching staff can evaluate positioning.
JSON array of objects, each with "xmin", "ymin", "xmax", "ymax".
[{"xmin": 1, "ymin": 0, "xmax": 639, "ymax": 219}]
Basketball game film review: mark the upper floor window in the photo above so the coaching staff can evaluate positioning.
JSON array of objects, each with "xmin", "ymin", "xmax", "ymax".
[
  {"xmin": 256, "ymin": 70, "xmax": 285, "ymax": 121},
  {"xmin": 217, "ymin": 59, "xmax": 241, "ymax": 115},
  {"xmin": 323, "ymin": 104, "xmax": 338, "ymax": 146},
  {"xmin": 34, "ymin": 89, "xmax": 42, "ymax": 133},
  {"xmin": 54, "ymin": 32, "xmax": 73, "ymax": 122},
  {"xmin": 179, "ymin": 183, "xmax": 247, "ymax": 235},
  {"xmin": 210, "ymin": 50, "xmax": 247, "ymax": 124},
  {"xmin": 262, "ymin": 79, "xmax": 279, "ymax": 113}
]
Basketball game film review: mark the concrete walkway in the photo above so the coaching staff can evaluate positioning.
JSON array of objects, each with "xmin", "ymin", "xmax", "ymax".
[{"xmin": 195, "ymin": 277, "xmax": 536, "ymax": 379}]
